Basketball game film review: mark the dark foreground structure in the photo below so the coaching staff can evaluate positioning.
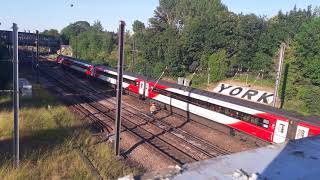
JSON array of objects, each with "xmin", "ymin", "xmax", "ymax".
[{"xmin": 139, "ymin": 136, "xmax": 320, "ymax": 180}]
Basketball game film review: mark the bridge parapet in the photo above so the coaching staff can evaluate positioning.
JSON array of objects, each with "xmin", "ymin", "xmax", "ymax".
[{"xmin": 0, "ymin": 30, "xmax": 60, "ymax": 50}]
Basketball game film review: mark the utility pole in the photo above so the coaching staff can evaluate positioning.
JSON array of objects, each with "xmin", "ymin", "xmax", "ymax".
[
  {"xmin": 75, "ymin": 35, "xmax": 78, "ymax": 59},
  {"xmin": 114, "ymin": 21, "xmax": 125, "ymax": 156},
  {"xmin": 31, "ymin": 47, "xmax": 34, "ymax": 75},
  {"xmin": 131, "ymin": 39, "xmax": 138, "ymax": 72},
  {"xmin": 36, "ymin": 30, "xmax": 39, "ymax": 84},
  {"xmin": 207, "ymin": 68, "xmax": 210, "ymax": 88},
  {"xmin": 12, "ymin": 23, "xmax": 19, "ymax": 167},
  {"xmin": 273, "ymin": 43, "xmax": 286, "ymax": 107}
]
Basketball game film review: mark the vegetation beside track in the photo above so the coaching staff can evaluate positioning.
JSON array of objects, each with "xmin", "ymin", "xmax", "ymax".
[
  {"xmin": 0, "ymin": 82, "xmax": 139, "ymax": 179},
  {"xmin": 50, "ymin": 1, "xmax": 320, "ymax": 115}
]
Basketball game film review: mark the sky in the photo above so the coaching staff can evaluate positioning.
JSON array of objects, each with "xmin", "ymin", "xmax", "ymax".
[{"xmin": 0, "ymin": 0, "xmax": 319, "ymax": 33}]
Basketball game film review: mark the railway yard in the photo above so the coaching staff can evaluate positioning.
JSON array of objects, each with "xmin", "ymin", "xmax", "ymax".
[{"xmin": 37, "ymin": 59, "xmax": 269, "ymax": 171}]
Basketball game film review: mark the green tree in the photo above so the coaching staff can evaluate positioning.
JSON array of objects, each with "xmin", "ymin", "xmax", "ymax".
[
  {"xmin": 251, "ymin": 52, "xmax": 272, "ymax": 72},
  {"xmin": 132, "ymin": 20, "xmax": 145, "ymax": 33},
  {"xmin": 284, "ymin": 17, "xmax": 320, "ymax": 115},
  {"xmin": 61, "ymin": 21, "xmax": 90, "ymax": 44},
  {"xmin": 294, "ymin": 17, "xmax": 320, "ymax": 85},
  {"xmin": 207, "ymin": 50, "xmax": 228, "ymax": 82},
  {"xmin": 42, "ymin": 29, "xmax": 60, "ymax": 38}
]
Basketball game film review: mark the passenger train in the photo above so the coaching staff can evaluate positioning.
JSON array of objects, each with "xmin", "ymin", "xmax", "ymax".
[{"xmin": 55, "ymin": 55, "xmax": 320, "ymax": 144}]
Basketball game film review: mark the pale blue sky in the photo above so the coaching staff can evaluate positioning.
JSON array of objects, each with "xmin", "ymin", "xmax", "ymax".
[{"xmin": 0, "ymin": 0, "xmax": 319, "ymax": 32}]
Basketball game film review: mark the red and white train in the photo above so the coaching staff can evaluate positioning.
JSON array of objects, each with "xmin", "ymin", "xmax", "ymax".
[{"xmin": 56, "ymin": 55, "xmax": 320, "ymax": 144}]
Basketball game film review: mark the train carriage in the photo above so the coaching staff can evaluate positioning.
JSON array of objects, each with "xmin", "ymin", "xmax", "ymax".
[
  {"xmin": 56, "ymin": 55, "xmax": 320, "ymax": 144},
  {"xmin": 57, "ymin": 55, "xmax": 94, "ymax": 76}
]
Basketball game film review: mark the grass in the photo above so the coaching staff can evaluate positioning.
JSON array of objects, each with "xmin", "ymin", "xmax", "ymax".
[
  {"xmin": 188, "ymin": 72, "xmax": 275, "ymax": 90},
  {"xmin": 282, "ymin": 99, "xmax": 311, "ymax": 116},
  {"xmin": 0, "ymin": 82, "xmax": 139, "ymax": 179},
  {"xmin": 225, "ymin": 73, "xmax": 275, "ymax": 88}
]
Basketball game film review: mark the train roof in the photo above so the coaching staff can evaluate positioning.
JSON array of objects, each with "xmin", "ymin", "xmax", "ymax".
[{"xmin": 60, "ymin": 55, "xmax": 95, "ymax": 66}]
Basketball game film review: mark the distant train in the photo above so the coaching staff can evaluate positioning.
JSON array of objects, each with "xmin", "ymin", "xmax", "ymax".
[{"xmin": 55, "ymin": 55, "xmax": 320, "ymax": 144}]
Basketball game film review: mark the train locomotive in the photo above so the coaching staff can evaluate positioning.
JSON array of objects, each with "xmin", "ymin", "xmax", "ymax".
[{"xmin": 56, "ymin": 55, "xmax": 320, "ymax": 144}]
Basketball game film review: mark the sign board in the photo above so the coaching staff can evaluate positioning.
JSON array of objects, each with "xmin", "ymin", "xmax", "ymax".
[{"xmin": 213, "ymin": 83, "xmax": 274, "ymax": 105}]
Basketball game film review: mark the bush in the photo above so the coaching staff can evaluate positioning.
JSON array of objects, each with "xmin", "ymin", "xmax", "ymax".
[{"xmin": 298, "ymin": 86, "xmax": 320, "ymax": 115}]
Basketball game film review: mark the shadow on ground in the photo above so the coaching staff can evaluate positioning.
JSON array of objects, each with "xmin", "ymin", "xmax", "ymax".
[{"xmin": 0, "ymin": 124, "xmax": 85, "ymax": 166}]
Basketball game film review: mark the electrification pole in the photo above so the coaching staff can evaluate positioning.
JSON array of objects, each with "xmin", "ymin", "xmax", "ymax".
[
  {"xmin": 114, "ymin": 21, "xmax": 125, "ymax": 156},
  {"xmin": 12, "ymin": 23, "xmax": 19, "ymax": 167},
  {"xmin": 131, "ymin": 39, "xmax": 138, "ymax": 72},
  {"xmin": 207, "ymin": 68, "xmax": 210, "ymax": 88},
  {"xmin": 36, "ymin": 30, "xmax": 39, "ymax": 84},
  {"xmin": 273, "ymin": 43, "xmax": 286, "ymax": 107}
]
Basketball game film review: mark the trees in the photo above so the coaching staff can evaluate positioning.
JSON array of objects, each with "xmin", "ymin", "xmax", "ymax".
[
  {"xmin": 42, "ymin": 29, "xmax": 60, "ymax": 38},
  {"xmin": 60, "ymin": 21, "xmax": 117, "ymax": 65},
  {"xmin": 207, "ymin": 50, "xmax": 228, "ymax": 82},
  {"xmin": 132, "ymin": 0, "xmax": 232, "ymax": 78},
  {"xmin": 283, "ymin": 17, "xmax": 320, "ymax": 115},
  {"xmin": 55, "ymin": 2, "xmax": 319, "ymax": 114},
  {"xmin": 61, "ymin": 21, "xmax": 90, "ymax": 44}
]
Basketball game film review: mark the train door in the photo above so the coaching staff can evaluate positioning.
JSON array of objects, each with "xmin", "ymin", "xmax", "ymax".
[
  {"xmin": 273, "ymin": 120, "xmax": 289, "ymax": 143},
  {"xmin": 145, "ymin": 83, "xmax": 149, "ymax": 97},
  {"xmin": 139, "ymin": 81, "xmax": 145, "ymax": 95},
  {"xmin": 295, "ymin": 125, "xmax": 309, "ymax": 139},
  {"xmin": 139, "ymin": 81, "xmax": 149, "ymax": 98}
]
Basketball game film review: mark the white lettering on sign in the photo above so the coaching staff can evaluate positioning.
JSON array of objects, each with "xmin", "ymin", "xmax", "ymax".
[{"xmin": 213, "ymin": 83, "xmax": 274, "ymax": 105}]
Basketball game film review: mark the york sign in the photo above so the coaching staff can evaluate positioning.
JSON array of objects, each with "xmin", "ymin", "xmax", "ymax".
[{"xmin": 213, "ymin": 83, "xmax": 274, "ymax": 105}]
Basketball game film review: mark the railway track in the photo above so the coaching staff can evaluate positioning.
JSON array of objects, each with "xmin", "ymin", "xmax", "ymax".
[
  {"xmin": 55, "ymin": 66, "xmax": 232, "ymax": 157},
  {"xmin": 75, "ymin": 68, "xmax": 230, "ymax": 155},
  {"xmin": 40, "ymin": 60, "xmax": 268, "ymax": 157},
  {"xmin": 39, "ymin": 62, "xmax": 233, "ymax": 166}
]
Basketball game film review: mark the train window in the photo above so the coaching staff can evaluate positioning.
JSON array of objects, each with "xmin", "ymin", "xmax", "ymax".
[
  {"xmin": 150, "ymin": 85, "xmax": 271, "ymax": 129},
  {"xmin": 242, "ymin": 115, "xmax": 251, "ymax": 122},
  {"xmin": 257, "ymin": 118, "xmax": 269, "ymax": 129},
  {"xmin": 102, "ymin": 71, "xmax": 117, "ymax": 79},
  {"xmin": 123, "ymin": 78, "xmax": 136, "ymax": 86},
  {"xmin": 263, "ymin": 119, "xmax": 269, "ymax": 125}
]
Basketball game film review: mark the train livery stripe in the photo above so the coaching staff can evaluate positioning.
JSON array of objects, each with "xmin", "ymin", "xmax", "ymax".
[
  {"xmin": 70, "ymin": 65, "xmax": 86, "ymax": 73},
  {"xmin": 165, "ymin": 88, "xmax": 264, "ymax": 115},
  {"xmin": 69, "ymin": 58, "xmax": 92, "ymax": 67},
  {"xmin": 96, "ymin": 75, "xmax": 130, "ymax": 88},
  {"xmin": 152, "ymin": 94, "xmax": 240, "ymax": 125},
  {"xmin": 152, "ymin": 94, "xmax": 277, "ymax": 142},
  {"xmin": 96, "ymin": 67, "xmax": 137, "ymax": 81},
  {"xmin": 296, "ymin": 122, "xmax": 320, "ymax": 139}
]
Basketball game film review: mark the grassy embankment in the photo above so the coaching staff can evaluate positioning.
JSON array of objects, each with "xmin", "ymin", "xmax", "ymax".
[
  {"xmin": 190, "ymin": 72, "xmax": 313, "ymax": 115},
  {"xmin": 0, "ymin": 82, "xmax": 139, "ymax": 179},
  {"xmin": 188, "ymin": 72, "xmax": 274, "ymax": 90}
]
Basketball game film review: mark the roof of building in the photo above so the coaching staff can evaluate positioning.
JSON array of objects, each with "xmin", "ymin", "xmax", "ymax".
[{"xmin": 138, "ymin": 136, "xmax": 320, "ymax": 180}]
